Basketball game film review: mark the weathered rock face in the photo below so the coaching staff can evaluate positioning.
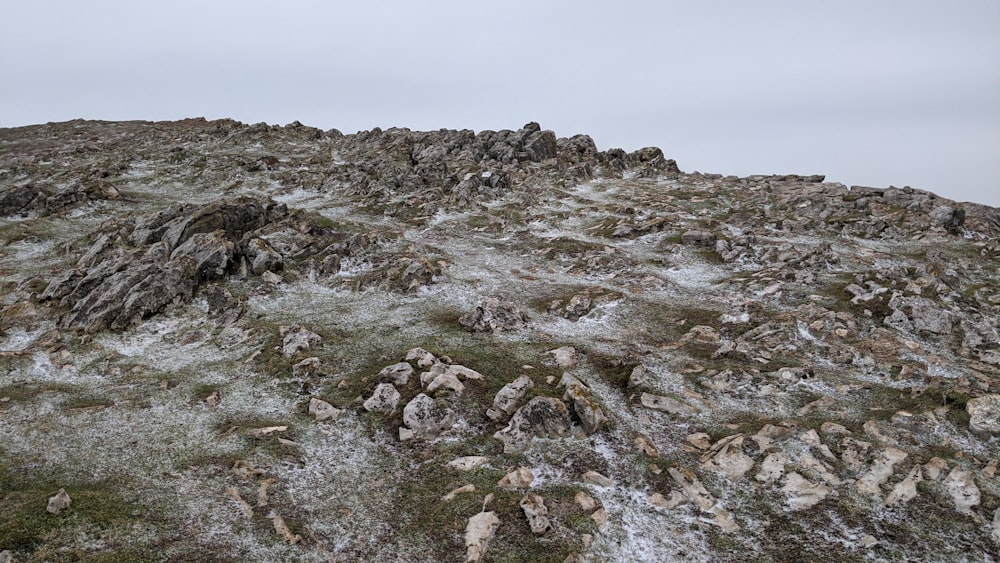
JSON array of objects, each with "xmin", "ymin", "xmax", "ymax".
[{"xmin": 1, "ymin": 118, "xmax": 998, "ymax": 562}]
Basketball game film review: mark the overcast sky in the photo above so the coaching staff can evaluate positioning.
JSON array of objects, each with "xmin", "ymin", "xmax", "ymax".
[{"xmin": 2, "ymin": 1, "xmax": 998, "ymax": 206}]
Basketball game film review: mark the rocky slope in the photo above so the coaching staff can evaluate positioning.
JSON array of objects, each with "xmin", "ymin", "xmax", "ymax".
[{"xmin": 0, "ymin": 118, "xmax": 998, "ymax": 562}]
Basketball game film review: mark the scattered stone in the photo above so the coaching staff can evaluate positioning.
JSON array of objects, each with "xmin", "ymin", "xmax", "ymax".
[
  {"xmin": 280, "ymin": 324, "xmax": 321, "ymax": 357},
  {"xmin": 427, "ymin": 370, "xmax": 465, "ymax": 395},
  {"xmin": 640, "ymin": 392, "xmax": 696, "ymax": 414},
  {"xmin": 700, "ymin": 435, "xmax": 755, "ymax": 480},
  {"xmin": 498, "ymin": 467, "xmax": 535, "ymax": 490},
  {"xmin": 459, "ymin": 297, "xmax": 528, "ymax": 332},
  {"xmin": 581, "ymin": 471, "xmax": 613, "ymax": 487},
  {"xmin": 943, "ymin": 468, "xmax": 980, "ymax": 516},
  {"xmin": 363, "ymin": 383, "xmax": 401, "ymax": 413},
  {"xmin": 923, "ymin": 457, "xmax": 948, "ymax": 481},
  {"xmin": 546, "ymin": 346, "xmax": 576, "ymax": 368},
  {"xmin": 464, "ymin": 511, "xmax": 501, "ymax": 563},
  {"xmin": 488, "ymin": 375, "xmax": 534, "ymax": 420},
  {"xmin": 884, "ymin": 468, "xmax": 922, "ymax": 507},
  {"xmin": 269, "ymin": 510, "xmax": 302, "ymax": 544},
  {"xmin": 246, "ymin": 426, "xmax": 287, "ymax": 437},
  {"xmin": 561, "ymin": 374, "xmax": 606, "ymax": 434},
  {"xmin": 46, "ymin": 488, "xmax": 71, "ymax": 514},
  {"xmin": 967, "ymin": 394, "xmax": 1000, "ymax": 435},
  {"xmin": 856, "ymin": 447, "xmax": 907, "ymax": 496},
  {"xmin": 443, "ymin": 484, "xmax": 476, "ymax": 502},
  {"xmin": 378, "ymin": 362, "xmax": 413, "ymax": 385},
  {"xmin": 400, "ymin": 393, "xmax": 455, "ymax": 440},
  {"xmin": 685, "ymin": 432, "xmax": 713, "ymax": 451},
  {"xmin": 292, "ymin": 357, "xmax": 322, "ymax": 378},
  {"xmin": 590, "ymin": 507, "xmax": 608, "ymax": 531},
  {"xmin": 668, "ymin": 466, "xmax": 739, "ymax": 532},
  {"xmin": 308, "ymin": 397, "xmax": 342, "ymax": 422},
  {"xmin": 405, "ymin": 347, "xmax": 437, "ymax": 367},
  {"xmin": 225, "ymin": 487, "xmax": 254, "ymax": 519},
  {"xmin": 681, "ymin": 230, "xmax": 717, "ymax": 246},
  {"xmin": 494, "ymin": 396, "xmax": 575, "ymax": 454},
  {"xmin": 0, "ymin": 550, "xmax": 12, "ymax": 563},
  {"xmin": 519, "ymin": 493, "xmax": 552, "ymax": 535},
  {"xmin": 635, "ymin": 433, "xmax": 660, "ymax": 457},
  {"xmin": 781, "ymin": 473, "xmax": 831, "ymax": 511},
  {"xmin": 447, "ymin": 456, "xmax": 489, "ymax": 471},
  {"xmin": 756, "ymin": 452, "xmax": 789, "ymax": 484},
  {"xmin": 575, "ymin": 491, "xmax": 599, "ymax": 511}
]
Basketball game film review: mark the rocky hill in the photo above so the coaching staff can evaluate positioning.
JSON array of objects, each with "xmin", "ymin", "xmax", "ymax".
[{"xmin": 0, "ymin": 118, "xmax": 998, "ymax": 562}]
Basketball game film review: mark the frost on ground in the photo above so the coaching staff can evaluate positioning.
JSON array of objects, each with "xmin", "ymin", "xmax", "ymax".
[{"xmin": 1, "ymin": 119, "xmax": 999, "ymax": 561}]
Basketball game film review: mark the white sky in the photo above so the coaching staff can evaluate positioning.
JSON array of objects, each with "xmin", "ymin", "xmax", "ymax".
[{"xmin": 2, "ymin": 0, "xmax": 998, "ymax": 206}]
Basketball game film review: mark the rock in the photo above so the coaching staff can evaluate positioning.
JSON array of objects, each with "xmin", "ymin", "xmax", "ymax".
[
  {"xmin": 281, "ymin": 324, "xmax": 321, "ymax": 357},
  {"xmin": 0, "ymin": 301, "xmax": 36, "ymax": 331},
  {"xmin": 686, "ymin": 433, "xmax": 713, "ymax": 450},
  {"xmin": 0, "ymin": 549, "xmax": 12, "ymax": 563},
  {"xmin": 447, "ymin": 456, "xmax": 489, "ymax": 471},
  {"xmin": 405, "ymin": 347, "xmax": 437, "ymax": 367},
  {"xmin": 458, "ymin": 297, "xmax": 527, "ymax": 332},
  {"xmin": 427, "ymin": 370, "xmax": 465, "ymax": 395},
  {"xmin": 884, "ymin": 467, "xmax": 922, "ymax": 507},
  {"xmin": 292, "ymin": 357, "xmax": 322, "ymax": 378},
  {"xmin": 378, "ymin": 362, "xmax": 413, "ymax": 385},
  {"xmin": 943, "ymin": 468, "xmax": 980, "ymax": 516},
  {"xmin": 520, "ymin": 493, "xmax": 552, "ymax": 535},
  {"xmin": 700, "ymin": 435, "xmax": 755, "ymax": 480},
  {"xmin": 640, "ymin": 392, "xmax": 696, "ymax": 414},
  {"xmin": 781, "ymin": 472, "xmax": 831, "ymax": 511},
  {"xmin": 993, "ymin": 508, "xmax": 1000, "ymax": 544},
  {"xmin": 756, "ymin": 452, "xmax": 789, "ymax": 484},
  {"xmin": 590, "ymin": 507, "xmax": 608, "ymax": 531},
  {"xmin": 46, "ymin": 488, "xmax": 71, "ymax": 514},
  {"xmin": 308, "ymin": 397, "xmax": 342, "ymax": 422},
  {"xmin": 668, "ymin": 467, "xmax": 739, "ymax": 532},
  {"xmin": 269, "ymin": 510, "xmax": 302, "ymax": 544},
  {"xmin": 581, "ymin": 471, "xmax": 612, "ymax": 487},
  {"xmin": 488, "ymin": 375, "xmax": 534, "ymax": 420},
  {"xmin": 401, "ymin": 393, "xmax": 455, "ymax": 440},
  {"xmin": 856, "ymin": 447, "xmax": 907, "ymax": 496},
  {"xmin": 494, "ymin": 396, "xmax": 575, "ymax": 454},
  {"xmin": 681, "ymin": 230, "xmax": 717, "ymax": 246},
  {"xmin": 260, "ymin": 270, "xmax": 281, "ymax": 285},
  {"xmin": 443, "ymin": 484, "xmax": 476, "ymax": 502},
  {"xmin": 464, "ymin": 511, "xmax": 501, "ymax": 562},
  {"xmin": 420, "ymin": 363, "xmax": 484, "ymax": 386},
  {"xmin": 820, "ymin": 422, "xmax": 851, "ymax": 436},
  {"xmin": 363, "ymin": 383, "xmax": 401, "ymax": 413},
  {"xmin": 498, "ymin": 467, "xmax": 535, "ymax": 490},
  {"xmin": 169, "ymin": 230, "xmax": 235, "ymax": 280},
  {"xmin": 244, "ymin": 237, "xmax": 283, "ymax": 275},
  {"xmin": 546, "ymin": 346, "xmax": 576, "ymax": 368},
  {"xmin": 929, "ymin": 205, "xmax": 965, "ymax": 231},
  {"xmin": 679, "ymin": 325, "xmax": 721, "ymax": 349},
  {"xmin": 561, "ymin": 374, "xmax": 606, "ymax": 434},
  {"xmin": 923, "ymin": 457, "xmax": 948, "ymax": 481},
  {"xmin": 575, "ymin": 491, "xmax": 599, "ymax": 511},
  {"xmin": 967, "ymin": 394, "xmax": 1000, "ymax": 435},
  {"xmin": 554, "ymin": 294, "xmax": 594, "ymax": 321}
]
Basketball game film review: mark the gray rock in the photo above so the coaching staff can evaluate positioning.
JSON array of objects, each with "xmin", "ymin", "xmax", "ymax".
[
  {"xmin": 494, "ymin": 396, "xmax": 575, "ymax": 453},
  {"xmin": 401, "ymin": 393, "xmax": 455, "ymax": 440},
  {"xmin": 967, "ymin": 394, "xmax": 1000, "ymax": 435},
  {"xmin": 520, "ymin": 493, "xmax": 552, "ymax": 535},
  {"xmin": 929, "ymin": 205, "xmax": 965, "ymax": 231},
  {"xmin": 378, "ymin": 362, "xmax": 414, "ymax": 385},
  {"xmin": 561, "ymin": 374, "xmax": 606, "ymax": 435},
  {"xmin": 681, "ymin": 230, "xmax": 717, "ymax": 246},
  {"xmin": 363, "ymin": 383, "xmax": 401, "ymax": 414},
  {"xmin": 244, "ymin": 237, "xmax": 283, "ymax": 275},
  {"xmin": 281, "ymin": 324, "xmax": 321, "ymax": 357},
  {"xmin": 488, "ymin": 375, "xmax": 534, "ymax": 420},
  {"xmin": 458, "ymin": 297, "xmax": 527, "ymax": 332}
]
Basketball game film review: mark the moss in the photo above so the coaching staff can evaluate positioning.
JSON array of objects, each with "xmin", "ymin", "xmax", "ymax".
[{"xmin": 0, "ymin": 472, "xmax": 149, "ymax": 560}]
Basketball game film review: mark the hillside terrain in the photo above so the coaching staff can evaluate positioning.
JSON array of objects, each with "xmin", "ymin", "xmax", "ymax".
[{"xmin": 1, "ymin": 118, "xmax": 999, "ymax": 562}]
